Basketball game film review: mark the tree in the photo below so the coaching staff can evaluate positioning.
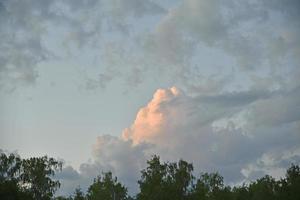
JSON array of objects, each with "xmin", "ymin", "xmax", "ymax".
[
  {"xmin": 2, "ymin": 151, "xmax": 300, "ymax": 200},
  {"xmin": 137, "ymin": 155, "xmax": 168, "ymax": 200},
  {"xmin": 20, "ymin": 156, "xmax": 62, "ymax": 199},
  {"xmin": 191, "ymin": 172, "xmax": 226, "ymax": 200},
  {"xmin": 0, "ymin": 152, "xmax": 33, "ymax": 199},
  {"xmin": 232, "ymin": 185, "xmax": 250, "ymax": 200},
  {"xmin": 86, "ymin": 171, "xmax": 128, "ymax": 200},
  {"xmin": 278, "ymin": 164, "xmax": 300, "ymax": 200},
  {"xmin": 248, "ymin": 175, "xmax": 277, "ymax": 200},
  {"xmin": 137, "ymin": 155, "xmax": 194, "ymax": 200},
  {"xmin": 165, "ymin": 160, "xmax": 194, "ymax": 200},
  {"xmin": 55, "ymin": 196, "xmax": 72, "ymax": 200},
  {"xmin": 0, "ymin": 152, "xmax": 22, "ymax": 182},
  {"xmin": 73, "ymin": 187, "xmax": 86, "ymax": 200},
  {"xmin": 0, "ymin": 152, "xmax": 62, "ymax": 200}
]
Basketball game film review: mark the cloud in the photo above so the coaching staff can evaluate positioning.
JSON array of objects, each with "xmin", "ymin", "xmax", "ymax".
[
  {"xmin": 70, "ymin": 0, "xmax": 300, "ymax": 92},
  {"xmin": 0, "ymin": 0, "xmax": 164, "ymax": 92},
  {"xmin": 134, "ymin": 0, "xmax": 300, "ymax": 94},
  {"xmin": 122, "ymin": 87, "xmax": 182, "ymax": 144},
  {"xmin": 0, "ymin": 0, "xmax": 49, "ymax": 92},
  {"xmin": 57, "ymin": 85, "xmax": 300, "ymax": 195},
  {"xmin": 2, "ymin": 0, "xmax": 299, "ymax": 92},
  {"xmin": 148, "ymin": 0, "xmax": 299, "ymax": 69},
  {"xmin": 56, "ymin": 135, "xmax": 150, "ymax": 195},
  {"xmin": 2, "ymin": 0, "xmax": 299, "ymax": 196}
]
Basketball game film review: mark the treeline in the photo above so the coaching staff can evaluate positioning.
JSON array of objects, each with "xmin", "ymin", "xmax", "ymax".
[{"xmin": 1, "ymin": 153, "xmax": 300, "ymax": 200}]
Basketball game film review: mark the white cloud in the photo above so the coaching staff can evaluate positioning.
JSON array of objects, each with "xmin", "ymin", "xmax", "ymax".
[
  {"xmin": 2, "ymin": 0, "xmax": 299, "ymax": 196},
  {"xmin": 57, "ymin": 86, "xmax": 300, "ymax": 195}
]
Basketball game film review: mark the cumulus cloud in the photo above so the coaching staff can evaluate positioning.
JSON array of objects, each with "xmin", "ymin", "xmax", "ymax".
[
  {"xmin": 2, "ymin": 0, "xmax": 299, "ymax": 196},
  {"xmin": 57, "ymin": 86, "xmax": 300, "ymax": 195},
  {"xmin": 56, "ymin": 135, "xmax": 149, "ymax": 195},
  {"xmin": 122, "ymin": 87, "xmax": 182, "ymax": 144}
]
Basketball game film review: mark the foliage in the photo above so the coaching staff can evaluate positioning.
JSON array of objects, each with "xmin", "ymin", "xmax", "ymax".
[
  {"xmin": 0, "ymin": 153, "xmax": 22, "ymax": 182},
  {"xmin": 73, "ymin": 187, "xmax": 85, "ymax": 200},
  {"xmin": 20, "ymin": 156, "xmax": 62, "ymax": 199},
  {"xmin": 86, "ymin": 172, "xmax": 128, "ymax": 200},
  {"xmin": 0, "ymin": 152, "xmax": 62, "ymax": 200},
  {"xmin": 137, "ymin": 155, "xmax": 194, "ymax": 200},
  {"xmin": 1, "ymin": 152, "xmax": 300, "ymax": 200},
  {"xmin": 136, "ymin": 155, "xmax": 300, "ymax": 200}
]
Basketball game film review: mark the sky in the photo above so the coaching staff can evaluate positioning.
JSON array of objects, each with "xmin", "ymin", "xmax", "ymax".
[{"xmin": 0, "ymin": 0, "xmax": 300, "ymax": 196}]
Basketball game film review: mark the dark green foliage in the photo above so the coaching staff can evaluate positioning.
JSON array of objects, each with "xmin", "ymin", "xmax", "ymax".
[
  {"xmin": 232, "ymin": 185, "xmax": 251, "ymax": 200},
  {"xmin": 86, "ymin": 171, "xmax": 128, "ymax": 200},
  {"xmin": 278, "ymin": 164, "xmax": 300, "ymax": 200},
  {"xmin": 20, "ymin": 156, "xmax": 62, "ymax": 199},
  {"xmin": 1, "ymin": 152, "xmax": 300, "ymax": 200},
  {"xmin": 137, "ymin": 156, "xmax": 194, "ymax": 200},
  {"xmin": 0, "ymin": 152, "xmax": 62, "ymax": 200},
  {"xmin": 73, "ymin": 187, "xmax": 85, "ymax": 200},
  {"xmin": 0, "ymin": 153, "xmax": 22, "ymax": 182},
  {"xmin": 55, "ymin": 196, "xmax": 73, "ymax": 200},
  {"xmin": 248, "ymin": 175, "xmax": 277, "ymax": 200},
  {"xmin": 137, "ymin": 155, "xmax": 168, "ymax": 200},
  {"xmin": 136, "ymin": 155, "xmax": 300, "ymax": 200},
  {"xmin": 0, "ymin": 152, "xmax": 33, "ymax": 199},
  {"xmin": 0, "ymin": 180, "xmax": 33, "ymax": 200},
  {"xmin": 191, "ymin": 172, "xmax": 231, "ymax": 200}
]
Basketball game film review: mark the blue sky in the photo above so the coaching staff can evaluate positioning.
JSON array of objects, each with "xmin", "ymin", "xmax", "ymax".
[{"xmin": 0, "ymin": 0, "xmax": 300, "ymax": 196}]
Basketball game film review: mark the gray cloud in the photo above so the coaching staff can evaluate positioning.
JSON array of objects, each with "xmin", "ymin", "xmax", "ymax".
[
  {"xmin": 0, "ymin": 0, "xmax": 164, "ymax": 92},
  {"xmin": 2, "ymin": 0, "xmax": 299, "ymax": 196},
  {"xmin": 2, "ymin": 0, "xmax": 299, "ymax": 92},
  {"xmin": 56, "ymin": 135, "xmax": 150, "ymax": 195},
  {"xmin": 56, "ymin": 85, "xmax": 300, "ymax": 195},
  {"xmin": 80, "ymin": 0, "xmax": 300, "ymax": 91}
]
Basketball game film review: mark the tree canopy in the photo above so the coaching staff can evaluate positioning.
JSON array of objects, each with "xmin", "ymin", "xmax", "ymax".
[
  {"xmin": 0, "ymin": 152, "xmax": 62, "ymax": 200},
  {"xmin": 86, "ymin": 172, "xmax": 128, "ymax": 200},
  {"xmin": 1, "ymin": 152, "xmax": 300, "ymax": 200}
]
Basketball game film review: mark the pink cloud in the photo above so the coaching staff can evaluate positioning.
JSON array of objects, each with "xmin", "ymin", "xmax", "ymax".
[{"xmin": 122, "ymin": 87, "xmax": 180, "ymax": 144}]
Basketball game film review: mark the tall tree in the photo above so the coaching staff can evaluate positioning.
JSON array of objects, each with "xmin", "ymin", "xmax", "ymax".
[
  {"xmin": 87, "ymin": 171, "xmax": 128, "ymax": 200},
  {"xmin": 279, "ymin": 164, "xmax": 300, "ymax": 200},
  {"xmin": 137, "ymin": 155, "xmax": 168, "ymax": 200},
  {"xmin": 20, "ymin": 156, "xmax": 62, "ymax": 199},
  {"xmin": 0, "ymin": 152, "xmax": 22, "ymax": 182},
  {"xmin": 248, "ymin": 175, "xmax": 277, "ymax": 200},
  {"xmin": 137, "ymin": 155, "xmax": 194, "ymax": 200},
  {"xmin": 0, "ymin": 152, "xmax": 33, "ymax": 199},
  {"xmin": 73, "ymin": 186, "xmax": 86, "ymax": 200},
  {"xmin": 165, "ymin": 160, "xmax": 194, "ymax": 200},
  {"xmin": 191, "ymin": 172, "xmax": 227, "ymax": 200},
  {"xmin": 0, "ymin": 152, "xmax": 62, "ymax": 200}
]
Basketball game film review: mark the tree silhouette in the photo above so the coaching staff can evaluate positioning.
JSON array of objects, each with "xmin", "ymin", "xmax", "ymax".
[
  {"xmin": 137, "ymin": 155, "xmax": 195, "ymax": 200},
  {"xmin": 1, "ymin": 152, "xmax": 300, "ymax": 200},
  {"xmin": 72, "ymin": 187, "xmax": 85, "ymax": 200},
  {"xmin": 86, "ymin": 171, "xmax": 128, "ymax": 200},
  {"xmin": 0, "ymin": 152, "xmax": 62, "ymax": 200}
]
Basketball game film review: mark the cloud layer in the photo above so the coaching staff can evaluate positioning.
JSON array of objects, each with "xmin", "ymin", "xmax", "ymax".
[
  {"xmin": 57, "ymin": 86, "xmax": 300, "ymax": 195},
  {"xmin": 1, "ymin": 0, "xmax": 299, "ymax": 92},
  {"xmin": 1, "ymin": 0, "xmax": 299, "ymax": 196}
]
